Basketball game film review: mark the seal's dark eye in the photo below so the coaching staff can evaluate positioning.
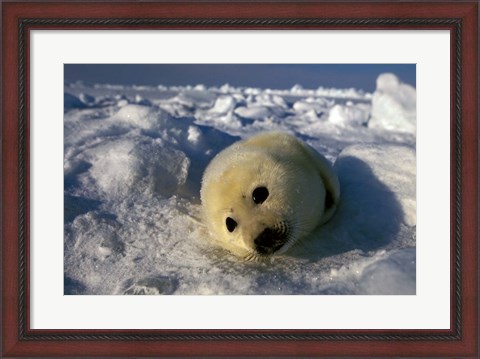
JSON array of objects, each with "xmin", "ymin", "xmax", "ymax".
[
  {"xmin": 252, "ymin": 186, "xmax": 269, "ymax": 204},
  {"xmin": 226, "ymin": 217, "xmax": 237, "ymax": 232}
]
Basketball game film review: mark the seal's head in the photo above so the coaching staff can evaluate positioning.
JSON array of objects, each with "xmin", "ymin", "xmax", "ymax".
[{"xmin": 200, "ymin": 133, "xmax": 338, "ymax": 259}]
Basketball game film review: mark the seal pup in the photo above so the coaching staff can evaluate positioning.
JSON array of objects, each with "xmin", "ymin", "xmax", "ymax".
[{"xmin": 200, "ymin": 132, "xmax": 340, "ymax": 259}]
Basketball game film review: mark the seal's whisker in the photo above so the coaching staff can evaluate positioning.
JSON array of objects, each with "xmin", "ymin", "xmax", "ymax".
[{"xmin": 244, "ymin": 253, "xmax": 254, "ymax": 262}]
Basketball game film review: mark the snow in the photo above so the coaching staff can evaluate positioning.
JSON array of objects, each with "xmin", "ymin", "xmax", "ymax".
[{"xmin": 64, "ymin": 73, "xmax": 416, "ymax": 295}]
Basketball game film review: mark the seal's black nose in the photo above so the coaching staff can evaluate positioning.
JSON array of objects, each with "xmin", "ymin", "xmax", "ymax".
[
  {"xmin": 254, "ymin": 228, "xmax": 286, "ymax": 255},
  {"xmin": 226, "ymin": 217, "xmax": 237, "ymax": 232}
]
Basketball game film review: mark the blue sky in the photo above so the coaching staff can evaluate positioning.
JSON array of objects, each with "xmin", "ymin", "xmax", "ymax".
[{"xmin": 65, "ymin": 64, "xmax": 415, "ymax": 93}]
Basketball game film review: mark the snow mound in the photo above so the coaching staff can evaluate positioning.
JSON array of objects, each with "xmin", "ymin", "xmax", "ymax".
[
  {"xmin": 358, "ymin": 247, "xmax": 416, "ymax": 294},
  {"xmin": 114, "ymin": 104, "xmax": 172, "ymax": 130},
  {"xmin": 85, "ymin": 138, "xmax": 190, "ymax": 198},
  {"xmin": 334, "ymin": 144, "xmax": 416, "ymax": 228},
  {"xmin": 369, "ymin": 73, "xmax": 416, "ymax": 134}
]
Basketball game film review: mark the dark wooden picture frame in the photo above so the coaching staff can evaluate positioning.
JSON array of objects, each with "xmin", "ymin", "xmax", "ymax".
[{"xmin": 2, "ymin": 1, "xmax": 478, "ymax": 357}]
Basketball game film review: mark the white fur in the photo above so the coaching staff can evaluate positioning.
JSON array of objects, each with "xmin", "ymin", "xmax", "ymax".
[{"xmin": 200, "ymin": 132, "xmax": 340, "ymax": 258}]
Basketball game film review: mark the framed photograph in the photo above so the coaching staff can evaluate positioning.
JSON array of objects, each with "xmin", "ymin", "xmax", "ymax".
[{"xmin": 2, "ymin": 1, "xmax": 478, "ymax": 357}]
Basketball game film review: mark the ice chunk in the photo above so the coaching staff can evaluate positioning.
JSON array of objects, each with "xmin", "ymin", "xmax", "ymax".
[
  {"xmin": 79, "ymin": 93, "xmax": 95, "ymax": 105},
  {"xmin": 369, "ymin": 73, "xmax": 416, "ymax": 134},
  {"xmin": 187, "ymin": 125, "xmax": 201, "ymax": 145},
  {"xmin": 234, "ymin": 106, "xmax": 270, "ymax": 120},
  {"xmin": 253, "ymin": 93, "xmax": 288, "ymax": 108},
  {"xmin": 290, "ymin": 84, "xmax": 304, "ymax": 93},
  {"xmin": 293, "ymin": 99, "xmax": 327, "ymax": 114},
  {"xmin": 328, "ymin": 103, "xmax": 370, "ymax": 126},
  {"xmin": 177, "ymin": 89, "xmax": 216, "ymax": 108},
  {"xmin": 64, "ymin": 93, "xmax": 86, "ymax": 112},
  {"xmin": 135, "ymin": 95, "xmax": 152, "ymax": 106},
  {"xmin": 194, "ymin": 84, "xmax": 207, "ymax": 91},
  {"xmin": 209, "ymin": 95, "xmax": 236, "ymax": 114}
]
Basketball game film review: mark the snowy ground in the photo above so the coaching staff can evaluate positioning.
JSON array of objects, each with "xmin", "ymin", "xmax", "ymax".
[{"xmin": 64, "ymin": 73, "xmax": 416, "ymax": 295}]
